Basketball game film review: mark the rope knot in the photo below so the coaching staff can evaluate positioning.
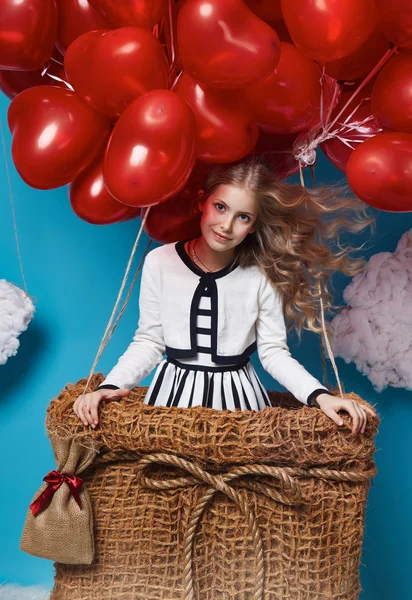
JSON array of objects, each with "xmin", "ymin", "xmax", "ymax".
[
  {"xmin": 134, "ymin": 452, "xmax": 376, "ymax": 600},
  {"xmin": 135, "ymin": 452, "xmax": 304, "ymax": 600}
]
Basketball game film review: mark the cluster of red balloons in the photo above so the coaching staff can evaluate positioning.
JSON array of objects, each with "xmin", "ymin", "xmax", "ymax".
[{"xmin": 1, "ymin": 0, "xmax": 412, "ymax": 241}]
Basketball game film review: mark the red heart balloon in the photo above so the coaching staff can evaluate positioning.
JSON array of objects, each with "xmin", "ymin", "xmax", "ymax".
[
  {"xmin": 281, "ymin": 0, "xmax": 378, "ymax": 63},
  {"xmin": 104, "ymin": 89, "xmax": 197, "ymax": 207},
  {"xmin": 70, "ymin": 151, "xmax": 141, "ymax": 225},
  {"xmin": 55, "ymin": 0, "xmax": 113, "ymax": 55},
  {"xmin": 174, "ymin": 72, "xmax": 259, "ymax": 163},
  {"xmin": 88, "ymin": 0, "xmax": 168, "ymax": 30},
  {"xmin": 64, "ymin": 27, "xmax": 169, "ymax": 118},
  {"xmin": 243, "ymin": 43, "xmax": 322, "ymax": 135},
  {"xmin": 141, "ymin": 163, "xmax": 212, "ymax": 243},
  {"xmin": 249, "ymin": 129, "xmax": 301, "ymax": 180},
  {"xmin": 376, "ymin": 0, "xmax": 412, "ymax": 49},
  {"xmin": 177, "ymin": 0, "xmax": 280, "ymax": 88},
  {"xmin": 346, "ymin": 132, "xmax": 412, "ymax": 212},
  {"xmin": 372, "ymin": 50, "xmax": 412, "ymax": 134},
  {"xmin": 244, "ymin": 0, "xmax": 283, "ymax": 23},
  {"xmin": 0, "ymin": 0, "xmax": 57, "ymax": 70},
  {"xmin": 0, "ymin": 48, "xmax": 66, "ymax": 99},
  {"xmin": 8, "ymin": 86, "xmax": 112, "ymax": 189},
  {"xmin": 325, "ymin": 25, "xmax": 389, "ymax": 82}
]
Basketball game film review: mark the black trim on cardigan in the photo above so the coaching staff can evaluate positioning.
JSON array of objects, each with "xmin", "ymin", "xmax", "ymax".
[
  {"xmin": 175, "ymin": 239, "xmax": 239, "ymax": 279},
  {"xmin": 196, "ymin": 327, "xmax": 211, "ymax": 334},
  {"xmin": 307, "ymin": 387, "xmax": 330, "ymax": 407},
  {"xmin": 167, "ymin": 240, "xmax": 256, "ymax": 365},
  {"xmin": 95, "ymin": 384, "xmax": 120, "ymax": 391}
]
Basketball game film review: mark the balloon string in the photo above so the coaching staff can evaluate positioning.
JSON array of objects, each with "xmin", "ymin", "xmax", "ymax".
[
  {"xmin": 41, "ymin": 64, "xmax": 74, "ymax": 91},
  {"xmin": 82, "ymin": 207, "xmax": 152, "ymax": 394},
  {"xmin": 49, "ymin": 55, "xmax": 64, "ymax": 67},
  {"xmin": 166, "ymin": 0, "xmax": 182, "ymax": 86},
  {"xmin": 298, "ymin": 161, "xmax": 344, "ymax": 399},
  {"xmin": 167, "ymin": 0, "xmax": 176, "ymax": 70},
  {"xmin": 295, "ymin": 45, "xmax": 397, "ymax": 166},
  {"xmin": 329, "ymin": 104, "xmax": 383, "ymax": 148},
  {"xmin": 170, "ymin": 69, "xmax": 184, "ymax": 91},
  {"xmin": 0, "ymin": 118, "xmax": 35, "ymax": 303},
  {"xmin": 324, "ymin": 45, "xmax": 398, "ymax": 135},
  {"xmin": 318, "ymin": 65, "xmax": 326, "ymax": 126}
]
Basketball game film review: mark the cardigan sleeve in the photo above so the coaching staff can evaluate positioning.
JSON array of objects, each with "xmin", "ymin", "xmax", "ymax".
[
  {"xmin": 97, "ymin": 253, "xmax": 166, "ymax": 390},
  {"xmin": 255, "ymin": 275, "xmax": 329, "ymax": 406}
]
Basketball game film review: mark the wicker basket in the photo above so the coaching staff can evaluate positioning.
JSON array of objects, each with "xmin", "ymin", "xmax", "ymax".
[{"xmin": 27, "ymin": 374, "xmax": 378, "ymax": 600}]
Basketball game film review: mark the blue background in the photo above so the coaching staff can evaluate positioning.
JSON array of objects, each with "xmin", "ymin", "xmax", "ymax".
[{"xmin": 1, "ymin": 91, "xmax": 411, "ymax": 599}]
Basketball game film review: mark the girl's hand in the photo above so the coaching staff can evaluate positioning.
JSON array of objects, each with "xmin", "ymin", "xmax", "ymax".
[
  {"xmin": 315, "ymin": 393, "xmax": 378, "ymax": 435},
  {"xmin": 73, "ymin": 388, "xmax": 131, "ymax": 428}
]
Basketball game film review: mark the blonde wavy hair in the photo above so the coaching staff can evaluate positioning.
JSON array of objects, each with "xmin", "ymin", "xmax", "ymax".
[{"xmin": 194, "ymin": 155, "xmax": 377, "ymax": 341}]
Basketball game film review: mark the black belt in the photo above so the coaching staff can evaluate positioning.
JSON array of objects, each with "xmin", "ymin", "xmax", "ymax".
[{"xmin": 166, "ymin": 356, "xmax": 250, "ymax": 373}]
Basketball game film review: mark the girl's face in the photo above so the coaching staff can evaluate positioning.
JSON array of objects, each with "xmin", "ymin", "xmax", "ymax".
[{"xmin": 198, "ymin": 184, "xmax": 258, "ymax": 252}]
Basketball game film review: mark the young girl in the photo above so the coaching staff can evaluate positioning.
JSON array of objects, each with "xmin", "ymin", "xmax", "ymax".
[{"xmin": 73, "ymin": 156, "xmax": 377, "ymax": 432}]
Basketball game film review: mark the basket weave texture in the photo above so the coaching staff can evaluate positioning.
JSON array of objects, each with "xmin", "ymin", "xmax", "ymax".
[{"xmin": 43, "ymin": 374, "xmax": 378, "ymax": 600}]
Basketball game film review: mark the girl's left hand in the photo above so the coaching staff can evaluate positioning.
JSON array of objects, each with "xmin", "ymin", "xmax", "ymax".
[{"xmin": 315, "ymin": 393, "xmax": 378, "ymax": 435}]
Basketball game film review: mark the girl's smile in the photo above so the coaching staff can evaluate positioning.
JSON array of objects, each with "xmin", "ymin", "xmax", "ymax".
[{"xmin": 212, "ymin": 230, "xmax": 232, "ymax": 242}]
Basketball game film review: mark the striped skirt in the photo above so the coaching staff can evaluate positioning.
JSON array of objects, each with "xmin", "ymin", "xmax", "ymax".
[{"xmin": 143, "ymin": 357, "xmax": 272, "ymax": 411}]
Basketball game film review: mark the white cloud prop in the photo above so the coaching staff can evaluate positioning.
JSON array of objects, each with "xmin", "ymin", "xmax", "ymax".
[
  {"xmin": 0, "ymin": 280, "xmax": 35, "ymax": 365},
  {"xmin": 0, "ymin": 583, "xmax": 51, "ymax": 600},
  {"xmin": 326, "ymin": 228, "xmax": 412, "ymax": 393}
]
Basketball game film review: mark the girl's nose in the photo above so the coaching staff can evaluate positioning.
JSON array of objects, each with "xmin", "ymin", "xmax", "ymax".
[{"xmin": 221, "ymin": 220, "xmax": 232, "ymax": 231}]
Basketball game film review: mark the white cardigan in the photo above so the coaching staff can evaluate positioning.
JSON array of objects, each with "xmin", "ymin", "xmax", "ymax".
[{"xmin": 99, "ymin": 240, "xmax": 329, "ymax": 405}]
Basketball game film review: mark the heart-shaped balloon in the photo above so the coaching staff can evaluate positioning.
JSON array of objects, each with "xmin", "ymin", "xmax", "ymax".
[
  {"xmin": 0, "ymin": 0, "xmax": 57, "ymax": 70},
  {"xmin": 243, "ymin": 43, "xmax": 322, "ymax": 135},
  {"xmin": 55, "ymin": 0, "xmax": 114, "ymax": 55},
  {"xmin": 141, "ymin": 161, "xmax": 212, "ymax": 243},
  {"xmin": 244, "ymin": 0, "xmax": 282, "ymax": 23},
  {"xmin": 0, "ymin": 48, "xmax": 66, "ymax": 99},
  {"xmin": 174, "ymin": 72, "xmax": 259, "ymax": 163},
  {"xmin": 88, "ymin": 0, "xmax": 168, "ymax": 30},
  {"xmin": 249, "ymin": 129, "xmax": 301, "ymax": 180},
  {"xmin": 281, "ymin": 0, "xmax": 378, "ymax": 63},
  {"xmin": 104, "ymin": 89, "xmax": 197, "ymax": 207},
  {"xmin": 8, "ymin": 86, "xmax": 112, "ymax": 189},
  {"xmin": 70, "ymin": 151, "xmax": 141, "ymax": 225},
  {"xmin": 177, "ymin": 0, "xmax": 280, "ymax": 88},
  {"xmin": 65, "ymin": 27, "xmax": 169, "ymax": 118},
  {"xmin": 347, "ymin": 132, "xmax": 412, "ymax": 212},
  {"xmin": 372, "ymin": 50, "xmax": 412, "ymax": 134},
  {"xmin": 375, "ymin": 0, "xmax": 412, "ymax": 49},
  {"xmin": 325, "ymin": 24, "xmax": 389, "ymax": 82}
]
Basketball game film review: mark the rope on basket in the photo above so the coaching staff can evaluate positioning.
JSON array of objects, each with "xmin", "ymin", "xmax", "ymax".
[{"xmin": 135, "ymin": 452, "xmax": 378, "ymax": 600}]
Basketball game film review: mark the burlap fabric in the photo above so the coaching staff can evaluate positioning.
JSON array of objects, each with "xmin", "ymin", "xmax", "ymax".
[
  {"xmin": 20, "ymin": 434, "xmax": 103, "ymax": 564},
  {"xmin": 31, "ymin": 374, "xmax": 378, "ymax": 600}
]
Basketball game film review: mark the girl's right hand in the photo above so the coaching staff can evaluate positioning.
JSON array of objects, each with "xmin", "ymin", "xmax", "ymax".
[{"xmin": 73, "ymin": 388, "xmax": 131, "ymax": 428}]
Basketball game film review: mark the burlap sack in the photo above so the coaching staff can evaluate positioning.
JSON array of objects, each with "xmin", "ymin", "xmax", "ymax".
[
  {"xmin": 38, "ymin": 374, "xmax": 378, "ymax": 599},
  {"xmin": 20, "ymin": 433, "xmax": 103, "ymax": 564}
]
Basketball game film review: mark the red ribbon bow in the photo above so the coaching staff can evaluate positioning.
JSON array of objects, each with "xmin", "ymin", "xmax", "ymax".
[{"xmin": 29, "ymin": 470, "xmax": 84, "ymax": 516}]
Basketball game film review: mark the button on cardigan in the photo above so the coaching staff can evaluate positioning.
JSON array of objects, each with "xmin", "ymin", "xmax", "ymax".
[{"xmin": 97, "ymin": 240, "xmax": 329, "ymax": 406}]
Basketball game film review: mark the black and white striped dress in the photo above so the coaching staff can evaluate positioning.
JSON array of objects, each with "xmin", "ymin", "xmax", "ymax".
[
  {"xmin": 97, "ymin": 239, "xmax": 330, "ymax": 408},
  {"xmin": 143, "ymin": 256, "xmax": 272, "ymax": 412}
]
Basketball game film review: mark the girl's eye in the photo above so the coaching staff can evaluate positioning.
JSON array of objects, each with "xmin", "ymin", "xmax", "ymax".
[{"xmin": 215, "ymin": 203, "xmax": 250, "ymax": 222}]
